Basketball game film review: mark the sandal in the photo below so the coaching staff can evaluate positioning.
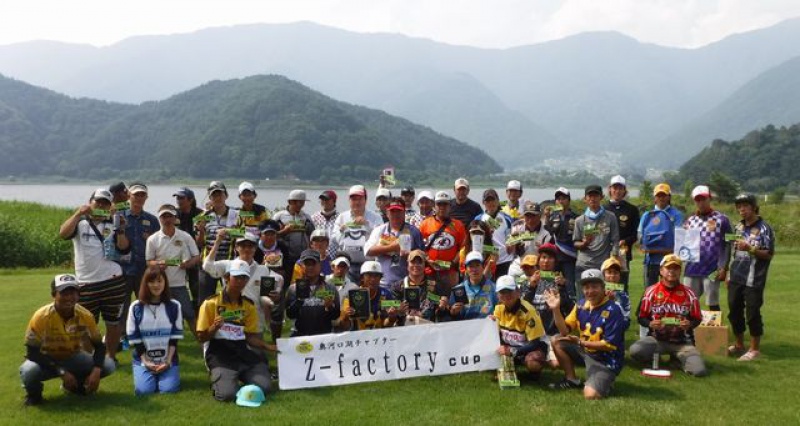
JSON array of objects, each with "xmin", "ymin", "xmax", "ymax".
[
  {"xmin": 727, "ymin": 345, "xmax": 745, "ymax": 357},
  {"xmin": 738, "ymin": 350, "xmax": 760, "ymax": 361}
]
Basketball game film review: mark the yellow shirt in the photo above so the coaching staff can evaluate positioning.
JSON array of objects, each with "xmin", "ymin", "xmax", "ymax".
[
  {"xmin": 24, "ymin": 304, "xmax": 102, "ymax": 361},
  {"xmin": 197, "ymin": 292, "xmax": 259, "ymax": 341},
  {"xmin": 493, "ymin": 299, "xmax": 545, "ymax": 348}
]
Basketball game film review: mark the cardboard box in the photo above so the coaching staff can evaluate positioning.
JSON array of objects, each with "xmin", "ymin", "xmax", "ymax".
[{"xmin": 694, "ymin": 325, "xmax": 729, "ymax": 357}]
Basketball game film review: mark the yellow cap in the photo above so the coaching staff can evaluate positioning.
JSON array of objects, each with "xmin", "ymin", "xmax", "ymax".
[
  {"xmin": 601, "ymin": 257, "xmax": 622, "ymax": 272},
  {"xmin": 653, "ymin": 183, "xmax": 671, "ymax": 196},
  {"xmin": 660, "ymin": 254, "xmax": 682, "ymax": 268},
  {"xmin": 521, "ymin": 254, "xmax": 538, "ymax": 267}
]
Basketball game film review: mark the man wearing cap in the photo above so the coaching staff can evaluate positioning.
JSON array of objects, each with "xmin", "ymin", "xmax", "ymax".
[
  {"xmin": 327, "ymin": 254, "xmax": 359, "ymax": 310},
  {"xmin": 236, "ymin": 182, "xmax": 270, "ymax": 236},
  {"xmin": 509, "ymin": 201, "xmax": 554, "ymax": 258},
  {"xmin": 332, "ymin": 185, "xmax": 384, "ymax": 282},
  {"xmin": 573, "ymin": 185, "xmax": 620, "ymax": 298},
  {"xmin": 419, "ymin": 191, "xmax": 467, "ymax": 288},
  {"xmin": 290, "ymin": 229, "xmax": 334, "ymax": 283},
  {"xmin": 312, "ymin": 190, "xmax": 340, "ymax": 260},
  {"xmin": 119, "ymin": 182, "xmax": 161, "ymax": 343},
  {"xmin": 417, "ymin": 190, "xmax": 435, "ymax": 218},
  {"xmin": 197, "ymin": 259, "xmax": 272, "ymax": 402},
  {"xmin": 20, "ymin": 274, "xmax": 116, "ymax": 405},
  {"xmin": 449, "ymin": 252, "xmax": 497, "ymax": 320},
  {"xmin": 174, "ymin": 187, "xmax": 204, "ymax": 306},
  {"xmin": 273, "ymin": 189, "xmax": 315, "ymax": 283},
  {"xmin": 501, "ymin": 180, "xmax": 524, "ymax": 220},
  {"xmin": 727, "ymin": 194, "xmax": 775, "ymax": 361},
  {"xmin": 491, "ymin": 275, "xmax": 547, "ymax": 376},
  {"xmin": 196, "ymin": 181, "xmax": 239, "ymax": 303},
  {"xmin": 638, "ymin": 183, "xmax": 683, "ymax": 288},
  {"xmin": 400, "ymin": 186, "xmax": 424, "ymax": 227},
  {"xmin": 604, "ymin": 175, "xmax": 639, "ymax": 289},
  {"xmin": 630, "ymin": 254, "xmax": 707, "ymax": 376},
  {"xmin": 601, "ymin": 257, "xmax": 631, "ymax": 330},
  {"xmin": 109, "ymin": 182, "xmax": 130, "ymax": 211},
  {"xmin": 255, "ymin": 219, "xmax": 293, "ymax": 342},
  {"xmin": 477, "ymin": 189, "xmax": 515, "ymax": 277},
  {"xmin": 391, "ymin": 250, "xmax": 440, "ymax": 322},
  {"xmin": 545, "ymin": 187, "xmax": 579, "ymax": 295},
  {"xmin": 365, "ymin": 197, "xmax": 424, "ymax": 289},
  {"xmin": 375, "ymin": 187, "xmax": 393, "ymax": 223},
  {"xmin": 59, "ymin": 189, "xmax": 130, "ymax": 361},
  {"xmin": 682, "ymin": 185, "xmax": 732, "ymax": 312},
  {"xmin": 340, "ymin": 261, "xmax": 403, "ymax": 330},
  {"xmin": 450, "ymin": 178, "xmax": 483, "ymax": 227},
  {"xmin": 546, "ymin": 269, "xmax": 625, "ymax": 399},
  {"xmin": 145, "ymin": 204, "xmax": 202, "ymax": 337},
  {"xmin": 285, "ymin": 249, "xmax": 341, "ymax": 336},
  {"xmin": 203, "ymin": 230, "xmax": 284, "ymax": 338}
]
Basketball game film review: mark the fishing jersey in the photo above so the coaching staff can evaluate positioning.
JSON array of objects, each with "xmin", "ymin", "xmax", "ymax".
[{"xmin": 638, "ymin": 281, "xmax": 702, "ymax": 344}]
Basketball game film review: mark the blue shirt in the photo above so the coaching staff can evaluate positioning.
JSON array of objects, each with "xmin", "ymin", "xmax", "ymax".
[
  {"xmin": 122, "ymin": 209, "xmax": 160, "ymax": 276},
  {"xmin": 449, "ymin": 277, "xmax": 497, "ymax": 320},
  {"xmin": 565, "ymin": 298, "xmax": 626, "ymax": 374},
  {"xmin": 638, "ymin": 205, "xmax": 683, "ymax": 265}
]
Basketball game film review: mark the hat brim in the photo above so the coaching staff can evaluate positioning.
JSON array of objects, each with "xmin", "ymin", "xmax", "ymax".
[
  {"xmin": 229, "ymin": 272, "xmax": 251, "ymax": 278},
  {"xmin": 661, "ymin": 261, "xmax": 682, "ymax": 268},
  {"xmin": 236, "ymin": 400, "xmax": 263, "ymax": 407},
  {"xmin": 580, "ymin": 277, "xmax": 605, "ymax": 286},
  {"xmin": 55, "ymin": 284, "xmax": 80, "ymax": 292}
]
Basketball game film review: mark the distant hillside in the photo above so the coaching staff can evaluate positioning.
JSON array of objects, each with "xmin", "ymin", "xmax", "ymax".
[
  {"xmin": 0, "ymin": 74, "xmax": 500, "ymax": 181},
  {"xmin": 677, "ymin": 124, "xmax": 800, "ymax": 191}
]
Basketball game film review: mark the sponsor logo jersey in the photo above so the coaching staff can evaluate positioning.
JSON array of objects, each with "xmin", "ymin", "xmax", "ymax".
[
  {"xmin": 25, "ymin": 304, "xmax": 102, "ymax": 361},
  {"xmin": 683, "ymin": 209, "xmax": 732, "ymax": 277},
  {"xmin": 565, "ymin": 297, "xmax": 625, "ymax": 374},
  {"xmin": 638, "ymin": 281, "xmax": 702, "ymax": 344},
  {"xmin": 493, "ymin": 299, "xmax": 545, "ymax": 349},
  {"xmin": 419, "ymin": 216, "xmax": 466, "ymax": 265}
]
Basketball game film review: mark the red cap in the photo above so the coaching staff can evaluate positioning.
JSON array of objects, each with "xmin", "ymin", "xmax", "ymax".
[
  {"xmin": 387, "ymin": 200, "xmax": 405, "ymax": 212},
  {"xmin": 538, "ymin": 243, "xmax": 559, "ymax": 256},
  {"xmin": 319, "ymin": 190, "xmax": 337, "ymax": 201}
]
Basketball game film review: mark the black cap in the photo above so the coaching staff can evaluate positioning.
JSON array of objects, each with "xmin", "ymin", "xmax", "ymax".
[
  {"xmin": 523, "ymin": 201, "xmax": 542, "ymax": 216},
  {"xmin": 482, "ymin": 188, "xmax": 499, "ymax": 201},
  {"xmin": 299, "ymin": 249, "xmax": 321, "ymax": 263},
  {"xmin": 208, "ymin": 181, "xmax": 227, "ymax": 195},
  {"xmin": 259, "ymin": 219, "xmax": 280, "ymax": 234},
  {"xmin": 400, "ymin": 186, "xmax": 415, "ymax": 195},
  {"xmin": 173, "ymin": 187, "xmax": 195, "ymax": 199},
  {"xmin": 734, "ymin": 193, "xmax": 758, "ymax": 207},
  {"xmin": 109, "ymin": 182, "xmax": 127, "ymax": 194},
  {"xmin": 585, "ymin": 185, "xmax": 603, "ymax": 196}
]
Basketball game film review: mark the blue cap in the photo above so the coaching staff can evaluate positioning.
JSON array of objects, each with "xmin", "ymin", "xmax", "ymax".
[{"xmin": 235, "ymin": 384, "xmax": 266, "ymax": 407}]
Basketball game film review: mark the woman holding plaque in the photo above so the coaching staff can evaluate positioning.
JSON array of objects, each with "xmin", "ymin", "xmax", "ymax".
[{"xmin": 340, "ymin": 261, "xmax": 403, "ymax": 330}]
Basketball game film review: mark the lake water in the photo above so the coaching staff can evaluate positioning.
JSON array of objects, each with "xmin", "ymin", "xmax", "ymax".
[{"xmin": 0, "ymin": 183, "xmax": 637, "ymax": 211}]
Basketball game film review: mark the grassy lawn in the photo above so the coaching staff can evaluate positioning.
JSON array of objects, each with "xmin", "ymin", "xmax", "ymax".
[{"xmin": 2, "ymin": 254, "xmax": 799, "ymax": 425}]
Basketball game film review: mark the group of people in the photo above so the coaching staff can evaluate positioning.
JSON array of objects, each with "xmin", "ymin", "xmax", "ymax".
[{"xmin": 21, "ymin": 176, "xmax": 774, "ymax": 405}]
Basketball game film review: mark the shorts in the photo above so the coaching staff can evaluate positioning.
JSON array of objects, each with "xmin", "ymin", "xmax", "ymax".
[
  {"xmin": 170, "ymin": 286, "xmax": 196, "ymax": 322},
  {"xmin": 78, "ymin": 275, "xmax": 128, "ymax": 325},
  {"xmin": 561, "ymin": 342, "xmax": 617, "ymax": 397}
]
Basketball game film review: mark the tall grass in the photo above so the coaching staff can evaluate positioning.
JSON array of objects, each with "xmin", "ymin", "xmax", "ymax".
[{"xmin": 0, "ymin": 201, "xmax": 73, "ymax": 268}]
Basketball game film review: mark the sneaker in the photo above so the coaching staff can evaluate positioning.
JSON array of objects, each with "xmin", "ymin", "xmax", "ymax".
[
  {"xmin": 727, "ymin": 345, "xmax": 746, "ymax": 357},
  {"xmin": 24, "ymin": 394, "xmax": 43, "ymax": 406},
  {"xmin": 548, "ymin": 378, "xmax": 583, "ymax": 390},
  {"xmin": 738, "ymin": 350, "xmax": 760, "ymax": 361}
]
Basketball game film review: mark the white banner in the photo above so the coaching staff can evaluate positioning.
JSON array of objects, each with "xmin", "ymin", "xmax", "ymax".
[{"xmin": 277, "ymin": 319, "xmax": 502, "ymax": 390}]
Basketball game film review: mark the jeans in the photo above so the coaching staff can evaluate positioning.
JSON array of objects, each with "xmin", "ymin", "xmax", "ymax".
[
  {"xmin": 20, "ymin": 352, "xmax": 116, "ymax": 396},
  {"xmin": 133, "ymin": 363, "xmax": 180, "ymax": 395}
]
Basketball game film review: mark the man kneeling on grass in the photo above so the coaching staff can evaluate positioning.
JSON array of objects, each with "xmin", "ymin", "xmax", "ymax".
[
  {"xmin": 20, "ymin": 274, "xmax": 116, "ymax": 406},
  {"xmin": 490, "ymin": 275, "xmax": 547, "ymax": 377},
  {"xmin": 546, "ymin": 269, "xmax": 625, "ymax": 400}
]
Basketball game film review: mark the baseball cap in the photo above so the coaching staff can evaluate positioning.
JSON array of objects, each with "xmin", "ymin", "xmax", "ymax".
[
  {"xmin": 454, "ymin": 178, "xmax": 469, "ymax": 189},
  {"xmin": 660, "ymin": 254, "xmax": 682, "ymax": 268},
  {"xmin": 417, "ymin": 191, "xmax": 434, "ymax": 202},
  {"xmin": 734, "ymin": 193, "xmax": 757, "ymax": 207},
  {"xmin": 495, "ymin": 275, "xmax": 517, "ymax": 293},
  {"xmin": 523, "ymin": 201, "xmax": 542, "ymax": 216},
  {"xmin": 601, "ymin": 257, "xmax": 622, "ymax": 272},
  {"xmin": 208, "ymin": 181, "xmax": 227, "ymax": 195},
  {"xmin": 400, "ymin": 186, "xmax": 415, "ymax": 195},
  {"xmin": 288, "ymin": 189, "xmax": 307, "ymax": 201},
  {"xmin": 319, "ymin": 190, "xmax": 337, "ymax": 201},
  {"xmin": 555, "ymin": 187, "xmax": 570, "ymax": 198},
  {"xmin": 90, "ymin": 188, "xmax": 113, "ymax": 203},
  {"xmin": 469, "ymin": 223, "xmax": 485, "ymax": 234},
  {"xmin": 408, "ymin": 249, "xmax": 427, "ymax": 263},
  {"xmin": 310, "ymin": 229, "xmax": 329, "ymax": 241},
  {"xmin": 506, "ymin": 180, "xmax": 522, "ymax": 191},
  {"xmin": 521, "ymin": 254, "xmax": 538, "ymax": 267},
  {"xmin": 51, "ymin": 274, "xmax": 79, "ymax": 293},
  {"xmin": 482, "ymin": 189, "xmax": 499, "ymax": 201},
  {"xmin": 360, "ymin": 260, "xmax": 383, "ymax": 275},
  {"xmin": 375, "ymin": 188, "xmax": 391, "ymax": 199},
  {"xmin": 235, "ymin": 233, "xmax": 260, "ymax": 246},
  {"xmin": 610, "ymin": 175, "xmax": 627, "ymax": 187},
  {"xmin": 173, "ymin": 187, "xmax": 195, "ymax": 199},
  {"xmin": 537, "ymin": 243, "xmax": 559, "ymax": 257},
  {"xmin": 299, "ymin": 249, "xmax": 321, "ymax": 263},
  {"xmin": 691, "ymin": 185, "xmax": 711, "ymax": 200},
  {"xmin": 579, "ymin": 269, "xmax": 604, "ymax": 286},
  {"xmin": 584, "ymin": 185, "xmax": 603, "ymax": 196},
  {"xmin": 108, "ymin": 182, "xmax": 127, "ymax": 194},
  {"xmin": 157, "ymin": 205, "xmax": 178, "ymax": 217},
  {"xmin": 349, "ymin": 185, "xmax": 367, "ymax": 198},
  {"xmin": 235, "ymin": 384, "xmax": 266, "ymax": 408},
  {"xmin": 226, "ymin": 259, "xmax": 251, "ymax": 277},
  {"xmin": 259, "ymin": 220, "xmax": 280, "ymax": 234},
  {"xmin": 434, "ymin": 191, "xmax": 451, "ymax": 203},
  {"xmin": 653, "ymin": 183, "xmax": 671, "ymax": 196},
  {"xmin": 128, "ymin": 182, "xmax": 148, "ymax": 195},
  {"xmin": 386, "ymin": 199, "xmax": 405, "ymax": 211},
  {"xmin": 238, "ymin": 181, "xmax": 256, "ymax": 195},
  {"xmin": 332, "ymin": 256, "xmax": 351, "ymax": 268},
  {"xmin": 465, "ymin": 251, "xmax": 483, "ymax": 265}
]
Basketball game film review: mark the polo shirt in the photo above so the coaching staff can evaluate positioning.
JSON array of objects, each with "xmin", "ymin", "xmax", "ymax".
[
  {"xmin": 197, "ymin": 291, "xmax": 261, "ymax": 369},
  {"xmin": 565, "ymin": 297, "xmax": 625, "ymax": 374},
  {"xmin": 25, "ymin": 303, "xmax": 102, "ymax": 361},
  {"xmin": 145, "ymin": 228, "xmax": 200, "ymax": 288}
]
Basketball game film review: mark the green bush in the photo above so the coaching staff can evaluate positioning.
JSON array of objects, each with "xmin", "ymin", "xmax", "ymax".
[{"xmin": 0, "ymin": 201, "xmax": 73, "ymax": 268}]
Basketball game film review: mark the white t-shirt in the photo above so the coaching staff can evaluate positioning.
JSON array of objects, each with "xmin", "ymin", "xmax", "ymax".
[
  {"xmin": 71, "ymin": 219, "xmax": 122, "ymax": 283},
  {"xmin": 145, "ymin": 228, "xmax": 200, "ymax": 288},
  {"xmin": 332, "ymin": 210, "xmax": 383, "ymax": 264},
  {"xmin": 202, "ymin": 258, "xmax": 284, "ymax": 308}
]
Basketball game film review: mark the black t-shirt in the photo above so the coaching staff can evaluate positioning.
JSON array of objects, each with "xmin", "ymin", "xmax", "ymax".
[
  {"xmin": 177, "ymin": 207, "xmax": 203, "ymax": 238},
  {"xmin": 604, "ymin": 200, "xmax": 640, "ymax": 259},
  {"xmin": 449, "ymin": 198, "xmax": 483, "ymax": 227}
]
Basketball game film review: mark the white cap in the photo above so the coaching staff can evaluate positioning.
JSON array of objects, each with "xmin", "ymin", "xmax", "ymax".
[
  {"xmin": 226, "ymin": 259, "xmax": 251, "ymax": 277},
  {"xmin": 692, "ymin": 185, "xmax": 711, "ymax": 200},
  {"xmin": 375, "ymin": 187, "xmax": 391, "ymax": 199},
  {"xmin": 417, "ymin": 190, "xmax": 434, "ymax": 202},
  {"xmin": 454, "ymin": 178, "xmax": 469, "ymax": 189},
  {"xmin": 434, "ymin": 191, "xmax": 451, "ymax": 203},
  {"xmin": 310, "ymin": 229, "xmax": 329, "ymax": 240},
  {"xmin": 465, "ymin": 251, "xmax": 483, "ymax": 265},
  {"xmin": 349, "ymin": 185, "xmax": 367, "ymax": 197},
  {"xmin": 288, "ymin": 189, "xmax": 307, "ymax": 201},
  {"xmin": 495, "ymin": 275, "xmax": 517, "ymax": 292},
  {"xmin": 332, "ymin": 256, "xmax": 351, "ymax": 267},
  {"xmin": 235, "ymin": 232, "xmax": 260, "ymax": 245},
  {"xmin": 52, "ymin": 274, "xmax": 80, "ymax": 293},
  {"xmin": 360, "ymin": 260, "xmax": 383, "ymax": 275},
  {"xmin": 157, "ymin": 205, "xmax": 178, "ymax": 217},
  {"xmin": 555, "ymin": 187, "xmax": 570, "ymax": 197},
  {"xmin": 610, "ymin": 175, "xmax": 627, "ymax": 187},
  {"xmin": 90, "ymin": 188, "xmax": 113, "ymax": 202},
  {"xmin": 238, "ymin": 181, "xmax": 256, "ymax": 194},
  {"xmin": 506, "ymin": 180, "xmax": 522, "ymax": 191}
]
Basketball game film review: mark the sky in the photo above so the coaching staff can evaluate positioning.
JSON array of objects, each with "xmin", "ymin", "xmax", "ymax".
[{"xmin": 1, "ymin": 0, "xmax": 799, "ymax": 49}]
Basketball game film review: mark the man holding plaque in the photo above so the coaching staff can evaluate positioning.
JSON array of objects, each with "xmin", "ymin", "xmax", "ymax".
[
  {"xmin": 391, "ymin": 250, "xmax": 440, "ymax": 323},
  {"xmin": 236, "ymin": 182, "xmax": 270, "ymax": 236},
  {"xmin": 604, "ymin": 175, "xmax": 639, "ymax": 289},
  {"xmin": 508, "ymin": 201, "xmax": 553, "ymax": 259},
  {"xmin": 491, "ymin": 275, "xmax": 547, "ymax": 376},
  {"xmin": 195, "ymin": 181, "xmax": 239, "ymax": 303},
  {"xmin": 601, "ymin": 257, "xmax": 631, "ymax": 330},
  {"xmin": 545, "ymin": 187, "xmax": 579, "ymax": 298},
  {"xmin": 449, "ymin": 252, "xmax": 497, "ymax": 320},
  {"xmin": 273, "ymin": 189, "xmax": 315, "ymax": 280},
  {"xmin": 573, "ymin": 185, "xmax": 620, "ymax": 298},
  {"xmin": 630, "ymin": 255, "xmax": 707, "ymax": 377},
  {"xmin": 477, "ymin": 189, "xmax": 515, "ymax": 278},
  {"xmin": 332, "ymin": 185, "xmax": 384, "ymax": 282},
  {"xmin": 365, "ymin": 197, "xmax": 424, "ymax": 289},
  {"xmin": 312, "ymin": 190, "xmax": 340, "ymax": 259},
  {"xmin": 174, "ymin": 187, "xmax": 203, "ymax": 309},
  {"xmin": 340, "ymin": 261, "xmax": 402, "ymax": 330},
  {"xmin": 419, "ymin": 191, "xmax": 466, "ymax": 288},
  {"xmin": 146, "ymin": 204, "xmax": 202, "ymax": 337},
  {"xmin": 285, "ymin": 250, "xmax": 340, "ymax": 336}
]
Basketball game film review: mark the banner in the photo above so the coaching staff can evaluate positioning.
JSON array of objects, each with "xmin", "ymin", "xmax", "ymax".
[
  {"xmin": 674, "ymin": 228, "xmax": 700, "ymax": 263},
  {"xmin": 277, "ymin": 319, "xmax": 502, "ymax": 390}
]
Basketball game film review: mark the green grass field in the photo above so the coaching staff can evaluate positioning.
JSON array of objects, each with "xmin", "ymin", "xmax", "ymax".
[{"xmin": 2, "ymin": 256, "xmax": 799, "ymax": 425}]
